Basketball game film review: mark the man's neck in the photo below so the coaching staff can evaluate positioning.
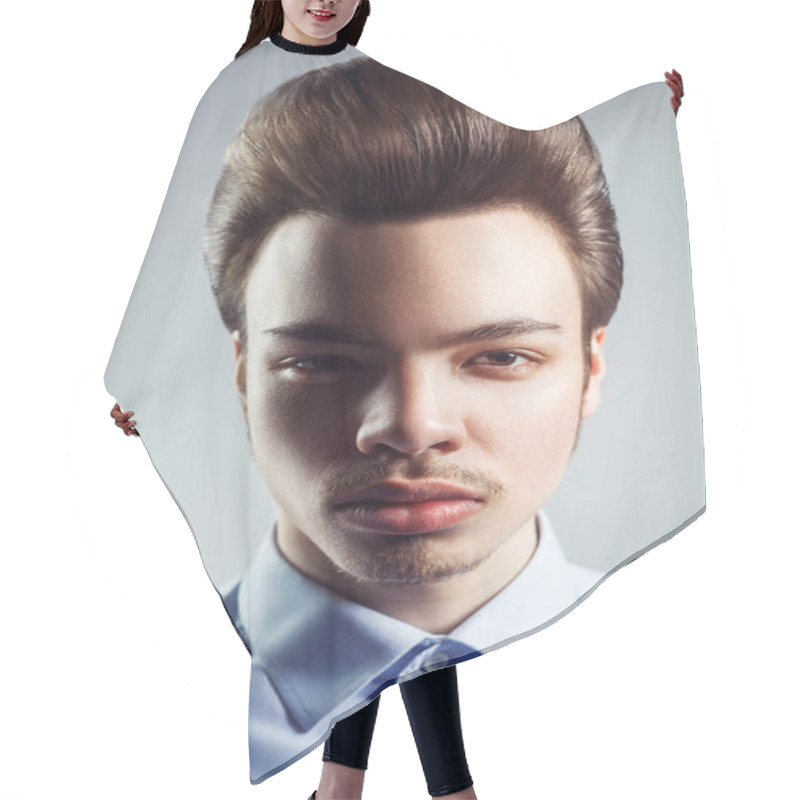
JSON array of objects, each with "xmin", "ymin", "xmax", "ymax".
[{"xmin": 275, "ymin": 517, "xmax": 539, "ymax": 634}]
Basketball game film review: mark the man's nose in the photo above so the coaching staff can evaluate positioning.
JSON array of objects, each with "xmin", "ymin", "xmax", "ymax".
[{"xmin": 355, "ymin": 362, "xmax": 466, "ymax": 457}]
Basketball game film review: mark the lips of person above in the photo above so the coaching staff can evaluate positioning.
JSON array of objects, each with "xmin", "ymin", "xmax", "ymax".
[{"xmin": 307, "ymin": 9, "xmax": 336, "ymax": 22}]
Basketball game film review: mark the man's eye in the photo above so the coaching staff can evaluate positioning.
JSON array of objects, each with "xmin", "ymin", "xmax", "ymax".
[
  {"xmin": 279, "ymin": 355, "xmax": 362, "ymax": 374},
  {"xmin": 469, "ymin": 351, "xmax": 537, "ymax": 368}
]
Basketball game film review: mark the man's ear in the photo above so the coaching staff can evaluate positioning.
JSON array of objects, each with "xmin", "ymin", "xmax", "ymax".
[
  {"xmin": 232, "ymin": 330, "xmax": 248, "ymax": 418},
  {"xmin": 581, "ymin": 327, "xmax": 607, "ymax": 420}
]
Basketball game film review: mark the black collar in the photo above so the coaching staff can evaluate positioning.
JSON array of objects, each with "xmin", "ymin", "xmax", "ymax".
[{"xmin": 270, "ymin": 32, "xmax": 348, "ymax": 55}]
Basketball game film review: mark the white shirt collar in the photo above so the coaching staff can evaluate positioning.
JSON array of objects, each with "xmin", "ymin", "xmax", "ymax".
[{"xmin": 227, "ymin": 510, "xmax": 599, "ymax": 731}]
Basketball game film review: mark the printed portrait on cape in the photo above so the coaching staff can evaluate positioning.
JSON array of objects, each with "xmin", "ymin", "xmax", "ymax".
[{"xmin": 104, "ymin": 37, "xmax": 704, "ymax": 783}]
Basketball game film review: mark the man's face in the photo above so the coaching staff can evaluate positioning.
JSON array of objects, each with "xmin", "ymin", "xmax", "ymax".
[{"xmin": 233, "ymin": 208, "xmax": 606, "ymax": 585}]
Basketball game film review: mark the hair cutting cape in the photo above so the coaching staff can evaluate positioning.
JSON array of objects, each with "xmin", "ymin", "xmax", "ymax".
[{"xmin": 104, "ymin": 35, "xmax": 704, "ymax": 784}]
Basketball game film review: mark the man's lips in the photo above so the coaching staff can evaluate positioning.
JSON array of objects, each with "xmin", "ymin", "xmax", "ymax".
[
  {"xmin": 334, "ymin": 480, "xmax": 483, "ymax": 506},
  {"xmin": 333, "ymin": 481, "xmax": 485, "ymax": 535}
]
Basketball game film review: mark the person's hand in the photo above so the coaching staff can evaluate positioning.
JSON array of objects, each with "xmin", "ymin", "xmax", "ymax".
[
  {"xmin": 111, "ymin": 402, "xmax": 139, "ymax": 437},
  {"xmin": 665, "ymin": 69, "xmax": 684, "ymax": 115}
]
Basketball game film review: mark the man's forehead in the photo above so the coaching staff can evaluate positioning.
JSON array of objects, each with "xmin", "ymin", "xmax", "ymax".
[
  {"xmin": 247, "ymin": 208, "xmax": 583, "ymax": 342},
  {"xmin": 253, "ymin": 208, "xmax": 576, "ymax": 279}
]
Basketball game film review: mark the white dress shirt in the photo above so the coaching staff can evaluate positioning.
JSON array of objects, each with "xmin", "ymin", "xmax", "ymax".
[{"xmin": 223, "ymin": 510, "xmax": 604, "ymax": 784}]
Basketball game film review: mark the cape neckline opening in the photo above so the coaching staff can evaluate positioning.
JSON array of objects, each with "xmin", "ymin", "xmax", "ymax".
[{"xmin": 269, "ymin": 32, "xmax": 348, "ymax": 55}]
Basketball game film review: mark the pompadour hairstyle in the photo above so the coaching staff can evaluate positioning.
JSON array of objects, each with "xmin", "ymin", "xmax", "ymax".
[{"xmin": 204, "ymin": 57, "xmax": 623, "ymax": 369}]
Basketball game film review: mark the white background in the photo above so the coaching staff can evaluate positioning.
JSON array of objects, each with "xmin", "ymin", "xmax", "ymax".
[{"xmin": 1, "ymin": 1, "xmax": 797, "ymax": 798}]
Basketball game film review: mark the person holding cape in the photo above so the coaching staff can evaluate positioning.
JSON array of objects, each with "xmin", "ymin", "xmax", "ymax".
[{"xmin": 110, "ymin": 2, "xmax": 685, "ymax": 798}]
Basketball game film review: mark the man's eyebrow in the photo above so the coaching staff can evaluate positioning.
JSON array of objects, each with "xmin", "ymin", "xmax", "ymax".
[
  {"xmin": 443, "ymin": 318, "xmax": 564, "ymax": 346},
  {"xmin": 263, "ymin": 323, "xmax": 378, "ymax": 346},
  {"xmin": 263, "ymin": 318, "xmax": 563, "ymax": 347}
]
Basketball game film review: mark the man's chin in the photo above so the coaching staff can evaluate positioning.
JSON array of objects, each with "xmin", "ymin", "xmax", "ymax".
[{"xmin": 329, "ymin": 534, "xmax": 490, "ymax": 586}]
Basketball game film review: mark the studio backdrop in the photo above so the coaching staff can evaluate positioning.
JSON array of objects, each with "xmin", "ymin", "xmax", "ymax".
[{"xmin": 104, "ymin": 34, "xmax": 704, "ymax": 784}]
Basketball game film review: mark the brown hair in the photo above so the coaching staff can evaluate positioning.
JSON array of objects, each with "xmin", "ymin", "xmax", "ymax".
[
  {"xmin": 236, "ymin": 0, "xmax": 371, "ymax": 59},
  {"xmin": 205, "ymin": 58, "xmax": 623, "ymax": 373}
]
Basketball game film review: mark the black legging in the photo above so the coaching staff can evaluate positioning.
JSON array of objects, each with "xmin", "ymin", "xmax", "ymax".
[{"xmin": 323, "ymin": 665, "xmax": 473, "ymax": 797}]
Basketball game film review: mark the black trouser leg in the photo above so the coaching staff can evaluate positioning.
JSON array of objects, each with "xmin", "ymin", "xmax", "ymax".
[
  {"xmin": 400, "ymin": 665, "xmax": 473, "ymax": 797},
  {"xmin": 322, "ymin": 694, "xmax": 381, "ymax": 770},
  {"xmin": 322, "ymin": 666, "xmax": 473, "ymax": 796}
]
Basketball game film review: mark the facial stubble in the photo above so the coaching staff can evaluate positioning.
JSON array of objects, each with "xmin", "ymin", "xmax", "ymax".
[{"xmin": 316, "ymin": 405, "xmax": 586, "ymax": 587}]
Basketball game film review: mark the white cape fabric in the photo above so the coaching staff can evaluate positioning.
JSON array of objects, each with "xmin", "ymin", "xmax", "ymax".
[{"xmin": 104, "ymin": 35, "xmax": 704, "ymax": 784}]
